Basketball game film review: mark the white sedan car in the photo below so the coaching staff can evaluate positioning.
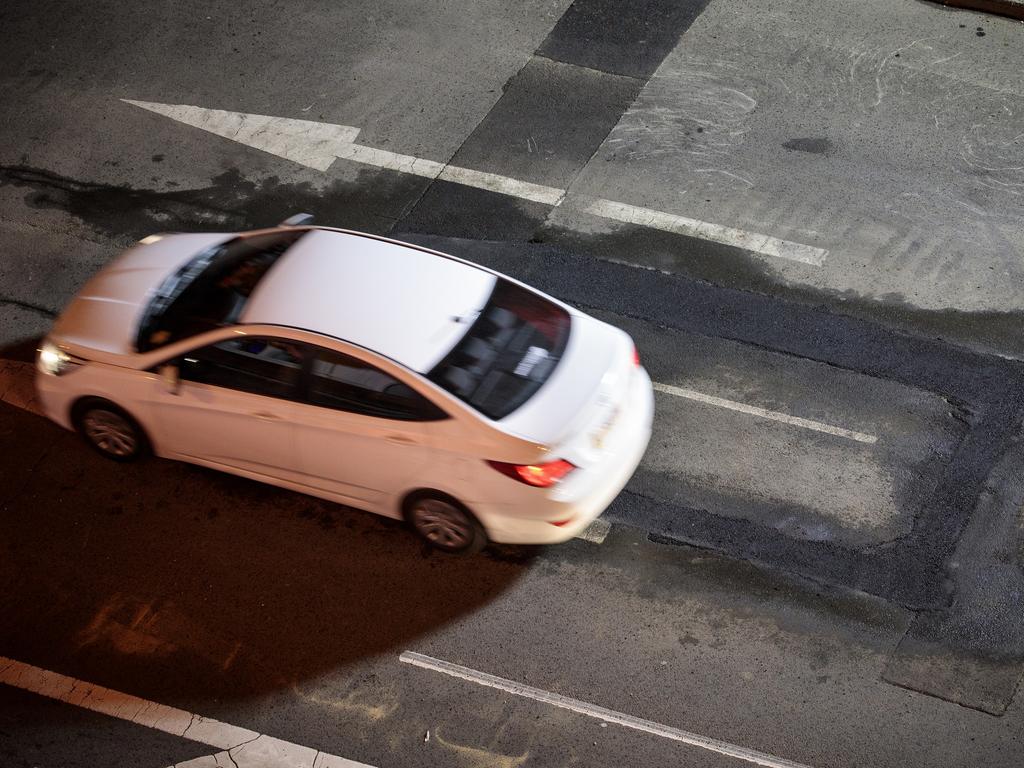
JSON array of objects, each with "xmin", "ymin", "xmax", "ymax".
[{"xmin": 36, "ymin": 221, "xmax": 653, "ymax": 552}]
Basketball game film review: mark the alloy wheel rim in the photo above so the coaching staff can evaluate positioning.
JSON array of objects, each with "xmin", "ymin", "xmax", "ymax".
[
  {"xmin": 83, "ymin": 410, "xmax": 137, "ymax": 456},
  {"xmin": 412, "ymin": 499, "xmax": 471, "ymax": 549}
]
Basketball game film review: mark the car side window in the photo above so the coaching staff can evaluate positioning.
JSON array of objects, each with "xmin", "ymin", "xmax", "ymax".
[
  {"xmin": 177, "ymin": 337, "xmax": 304, "ymax": 399},
  {"xmin": 308, "ymin": 348, "xmax": 447, "ymax": 421}
]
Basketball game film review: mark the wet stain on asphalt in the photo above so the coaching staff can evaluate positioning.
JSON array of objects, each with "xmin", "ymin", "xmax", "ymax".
[
  {"xmin": 782, "ymin": 137, "xmax": 835, "ymax": 156},
  {"xmin": 0, "ymin": 164, "xmax": 427, "ymax": 243}
]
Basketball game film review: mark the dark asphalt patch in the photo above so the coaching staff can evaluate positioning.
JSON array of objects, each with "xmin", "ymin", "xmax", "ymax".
[
  {"xmin": 440, "ymin": 57, "xmax": 642, "ymax": 188},
  {"xmin": 535, "ymin": 218, "xmax": 1024, "ymax": 360},
  {"xmin": 396, "ymin": 57, "xmax": 640, "ymax": 238},
  {"xmin": 885, "ymin": 432, "xmax": 1024, "ymax": 714},
  {"xmin": 408, "ymin": 233, "xmax": 1024, "ymax": 710},
  {"xmin": 391, "ymin": 179, "xmax": 553, "ymax": 241},
  {"xmin": 404, "ymin": 234, "xmax": 1024, "ymax": 611},
  {"xmin": 885, "ymin": 596, "xmax": 1024, "ymax": 715},
  {"xmin": 397, "ymin": 0, "xmax": 709, "ymax": 240},
  {"xmin": 537, "ymin": 0, "xmax": 713, "ymax": 79}
]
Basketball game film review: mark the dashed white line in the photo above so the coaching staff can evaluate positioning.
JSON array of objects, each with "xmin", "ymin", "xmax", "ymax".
[
  {"xmin": 0, "ymin": 656, "xmax": 376, "ymax": 768},
  {"xmin": 585, "ymin": 198, "xmax": 828, "ymax": 266},
  {"xmin": 399, "ymin": 651, "xmax": 817, "ymax": 768},
  {"xmin": 652, "ymin": 381, "xmax": 878, "ymax": 444}
]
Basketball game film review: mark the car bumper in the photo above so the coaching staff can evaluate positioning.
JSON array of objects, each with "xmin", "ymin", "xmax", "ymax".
[
  {"xmin": 477, "ymin": 367, "xmax": 654, "ymax": 545},
  {"xmin": 35, "ymin": 370, "xmax": 76, "ymax": 430}
]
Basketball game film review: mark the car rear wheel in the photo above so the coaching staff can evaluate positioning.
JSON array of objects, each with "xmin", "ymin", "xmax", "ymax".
[
  {"xmin": 404, "ymin": 493, "xmax": 487, "ymax": 554},
  {"xmin": 75, "ymin": 400, "xmax": 147, "ymax": 462}
]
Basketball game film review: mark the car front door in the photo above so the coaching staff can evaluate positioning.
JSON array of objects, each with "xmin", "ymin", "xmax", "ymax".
[
  {"xmin": 149, "ymin": 335, "xmax": 304, "ymax": 481},
  {"xmin": 289, "ymin": 346, "xmax": 445, "ymax": 509}
]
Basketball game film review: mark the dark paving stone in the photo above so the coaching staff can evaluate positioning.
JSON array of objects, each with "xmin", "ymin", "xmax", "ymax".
[
  {"xmin": 446, "ymin": 56, "xmax": 641, "ymax": 188},
  {"xmin": 885, "ymin": 605, "xmax": 1024, "ymax": 715},
  {"xmin": 402, "ymin": 234, "xmax": 1024, "ymax": 612},
  {"xmin": 537, "ymin": 0, "xmax": 712, "ymax": 79},
  {"xmin": 537, "ymin": 218, "xmax": 1024, "ymax": 361},
  {"xmin": 391, "ymin": 180, "xmax": 551, "ymax": 241}
]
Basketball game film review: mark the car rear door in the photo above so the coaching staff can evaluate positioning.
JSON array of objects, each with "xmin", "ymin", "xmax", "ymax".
[
  {"xmin": 289, "ymin": 345, "xmax": 443, "ymax": 510},
  {"xmin": 149, "ymin": 336, "xmax": 303, "ymax": 481}
]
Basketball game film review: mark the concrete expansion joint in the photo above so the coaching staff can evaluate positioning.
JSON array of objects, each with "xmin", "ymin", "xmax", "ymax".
[{"xmin": 226, "ymin": 743, "xmax": 244, "ymax": 768}]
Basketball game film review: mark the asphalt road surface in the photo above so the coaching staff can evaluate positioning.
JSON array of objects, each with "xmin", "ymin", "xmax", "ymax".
[{"xmin": 2, "ymin": 1, "xmax": 1024, "ymax": 767}]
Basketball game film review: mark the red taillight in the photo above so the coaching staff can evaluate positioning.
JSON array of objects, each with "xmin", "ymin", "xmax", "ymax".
[
  {"xmin": 632, "ymin": 345, "xmax": 641, "ymax": 367},
  {"xmin": 487, "ymin": 458, "xmax": 576, "ymax": 487}
]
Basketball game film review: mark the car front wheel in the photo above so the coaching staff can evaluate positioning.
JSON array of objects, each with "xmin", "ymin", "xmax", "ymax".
[
  {"xmin": 75, "ymin": 400, "xmax": 147, "ymax": 462},
  {"xmin": 404, "ymin": 493, "xmax": 487, "ymax": 554}
]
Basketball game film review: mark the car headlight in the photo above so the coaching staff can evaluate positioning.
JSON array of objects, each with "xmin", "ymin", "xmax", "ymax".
[{"xmin": 37, "ymin": 340, "xmax": 83, "ymax": 376}]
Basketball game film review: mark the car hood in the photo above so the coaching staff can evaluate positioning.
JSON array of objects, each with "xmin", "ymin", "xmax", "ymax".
[{"xmin": 50, "ymin": 233, "xmax": 233, "ymax": 356}]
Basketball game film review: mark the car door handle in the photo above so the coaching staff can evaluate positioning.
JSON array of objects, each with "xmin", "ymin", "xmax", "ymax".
[
  {"xmin": 386, "ymin": 435, "xmax": 418, "ymax": 445},
  {"xmin": 251, "ymin": 411, "xmax": 282, "ymax": 421}
]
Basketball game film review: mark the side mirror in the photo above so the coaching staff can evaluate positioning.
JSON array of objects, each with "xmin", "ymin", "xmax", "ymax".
[
  {"xmin": 159, "ymin": 363, "xmax": 180, "ymax": 395},
  {"xmin": 280, "ymin": 212, "xmax": 314, "ymax": 227}
]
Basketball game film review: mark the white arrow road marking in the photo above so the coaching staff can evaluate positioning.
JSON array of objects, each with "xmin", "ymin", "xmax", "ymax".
[
  {"xmin": 400, "ymin": 651, "xmax": 818, "ymax": 768},
  {"xmin": 0, "ymin": 656, "xmax": 376, "ymax": 768},
  {"xmin": 123, "ymin": 100, "xmax": 360, "ymax": 172},
  {"xmin": 121, "ymin": 100, "xmax": 826, "ymax": 264},
  {"xmin": 123, "ymin": 100, "xmax": 564, "ymax": 206}
]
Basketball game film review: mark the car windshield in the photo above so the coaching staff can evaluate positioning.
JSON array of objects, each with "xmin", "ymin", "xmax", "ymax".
[
  {"xmin": 428, "ymin": 279, "xmax": 571, "ymax": 419},
  {"xmin": 136, "ymin": 230, "xmax": 306, "ymax": 351}
]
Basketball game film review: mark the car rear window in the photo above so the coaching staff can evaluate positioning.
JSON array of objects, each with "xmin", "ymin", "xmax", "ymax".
[
  {"xmin": 428, "ymin": 279, "xmax": 570, "ymax": 419},
  {"xmin": 136, "ymin": 230, "xmax": 305, "ymax": 351}
]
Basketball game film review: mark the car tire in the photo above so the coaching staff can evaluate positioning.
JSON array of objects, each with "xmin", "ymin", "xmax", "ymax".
[
  {"xmin": 73, "ymin": 399, "xmax": 148, "ymax": 462},
  {"xmin": 403, "ymin": 492, "xmax": 487, "ymax": 554}
]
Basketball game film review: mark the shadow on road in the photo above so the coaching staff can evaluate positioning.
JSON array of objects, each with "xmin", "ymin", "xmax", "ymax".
[
  {"xmin": 0, "ymin": 398, "xmax": 534, "ymax": 703},
  {"xmin": 0, "ymin": 335, "xmax": 42, "ymax": 362}
]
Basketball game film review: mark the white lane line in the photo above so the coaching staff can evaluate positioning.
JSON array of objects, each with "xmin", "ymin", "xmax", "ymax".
[
  {"xmin": 121, "ymin": 100, "xmax": 824, "ymax": 265},
  {"xmin": 438, "ymin": 165, "xmax": 565, "ymax": 206},
  {"xmin": 332, "ymin": 141, "xmax": 447, "ymax": 179},
  {"xmin": 400, "ymin": 651, "xmax": 816, "ymax": 768},
  {"xmin": 586, "ymin": 199, "xmax": 828, "ymax": 266},
  {"xmin": 0, "ymin": 656, "xmax": 376, "ymax": 768},
  {"xmin": 653, "ymin": 382, "xmax": 877, "ymax": 444}
]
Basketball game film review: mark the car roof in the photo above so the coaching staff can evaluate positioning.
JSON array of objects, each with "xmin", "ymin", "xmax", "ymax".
[{"xmin": 239, "ymin": 229, "xmax": 497, "ymax": 373}]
